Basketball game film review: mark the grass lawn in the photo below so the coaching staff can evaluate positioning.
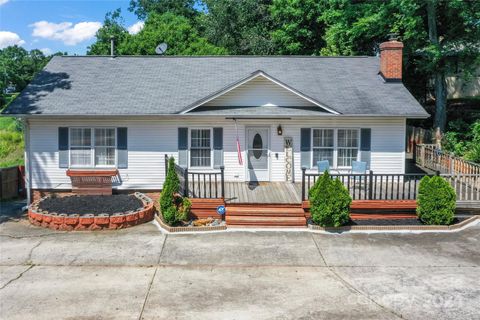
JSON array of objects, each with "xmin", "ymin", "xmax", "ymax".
[{"xmin": 0, "ymin": 95, "xmax": 24, "ymax": 168}]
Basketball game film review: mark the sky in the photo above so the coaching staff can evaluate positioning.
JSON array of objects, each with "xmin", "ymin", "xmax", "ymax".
[{"xmin": 0, "ymin": 0, "xmax": 144, "ymax": 55}]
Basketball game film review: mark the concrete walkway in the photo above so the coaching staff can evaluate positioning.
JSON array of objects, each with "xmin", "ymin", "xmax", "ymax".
[{"xmin": 0, "ymin": 217, "xmax": 479, "ymax": 319}]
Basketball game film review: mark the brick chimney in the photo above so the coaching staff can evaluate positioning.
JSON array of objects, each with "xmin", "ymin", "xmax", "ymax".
[{"xmin": 379, "ymin": 34, "xmax": 404, "ymax": 81}]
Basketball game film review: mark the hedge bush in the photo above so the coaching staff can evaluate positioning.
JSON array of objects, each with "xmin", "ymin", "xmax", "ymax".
[
  {"xmin": 417, "ymin": 175, "xmax": 456, "ymax": 225},
  {"xmin": 309, "ymin": 171, "xmax": 352, "ymax": 227},
  {"xmin": 159, "ymin": 157, "xmax": 190, "ymax": 225}
]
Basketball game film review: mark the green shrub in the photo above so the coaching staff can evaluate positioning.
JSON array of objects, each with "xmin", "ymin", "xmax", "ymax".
[
  {"xmin": 309, "ymin": 171, "xmax": 352, "ymax": 227},
  {"xmin": 159, "ymin": 157, "xmax": 191, "ymax": 225},
  {"xmin": 417, "ymin": 176, "xmax": 456, "ymax": 225}
]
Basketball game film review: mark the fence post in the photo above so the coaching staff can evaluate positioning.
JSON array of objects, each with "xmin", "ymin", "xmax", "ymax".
[
  {"xmin": 368, "ymin": 170, "xmax": 373, "ymax": 200},
  {"xmin": 220, "ymin": 166, "xmax": 225, "ymax": 199},
  {"xmin": 183, "ymin": 168, "xmax": 189, "ymax": 197},
  {"xmin": 301, "ymin": 166, "xmax": 306, "ymax": 201},
  {"xmin": 164, "ymin": 154, "xmax": 169, "ymax": 177},
  {"xmin": 420, "ymin": 145, "xmax": 425, "ymax": 167}
]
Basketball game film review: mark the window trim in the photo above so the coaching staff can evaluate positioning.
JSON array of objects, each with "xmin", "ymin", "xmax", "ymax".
[
  {"xmin": 311, "ymin": 128, "xmax": 360, "ymax": 169},
  {"xmin": 68, "ymin": 127, "xmax": 117, "ymax": 169},
  {"xmin": 188, "ymin": 127, "xmax": 213, "ymax": 169}
]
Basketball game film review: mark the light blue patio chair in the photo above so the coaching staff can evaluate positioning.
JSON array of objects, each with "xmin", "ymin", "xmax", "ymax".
[
  {"xmin": 317, "ymin": 160, "xmax": 330, "ymax": 174},
  {"xmin": 351, "ymin": 161, "xmax": 367, "ymax": 174}
]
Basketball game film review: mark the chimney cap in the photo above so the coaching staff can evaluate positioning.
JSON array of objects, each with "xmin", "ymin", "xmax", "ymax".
[{"xmin": 388, "ymin": 33, "xmax": 399, "ymax": 41}]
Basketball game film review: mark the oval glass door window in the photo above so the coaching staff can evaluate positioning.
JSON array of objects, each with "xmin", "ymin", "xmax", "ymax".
[{"xmin": 253, "ymin": 133, "xmax": 263, "ymax": 159}]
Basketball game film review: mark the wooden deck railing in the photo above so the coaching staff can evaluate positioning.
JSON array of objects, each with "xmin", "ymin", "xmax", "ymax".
[
  {"xmin": 415, "ymin": 144, "xmax": 480, "ymax": 175},
  {"xmin": 301, "ymin": 168, "xmax": 480, "ymax": 201},
  {"xmin": 164, "ymin": 155, "xmax": 225, "ymax": 199}
]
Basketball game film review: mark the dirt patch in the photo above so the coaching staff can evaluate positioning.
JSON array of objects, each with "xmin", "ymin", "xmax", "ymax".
[{"xmin": 38, "ymin": 195, "xmax": 143, "ymax": 215}]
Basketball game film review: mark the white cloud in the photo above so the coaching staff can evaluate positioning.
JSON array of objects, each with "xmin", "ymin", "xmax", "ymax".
[
  {"xmin": 40, "ymin": 48, "xmax": 52, "ymax": 55},
  {"xmin": 30, "ymin": 20, "xmax": 102, "ymax": 46},
  {"xmin": 0, "ymin": 31, "xmax": 25, "ymax": 49},
  {"xmin": 128, "ymin": 21, "xmax": 144, "ymax": 35},
  {"xmin": 0, "ymin": 0, "xmax": 10, "ymax": 6}
]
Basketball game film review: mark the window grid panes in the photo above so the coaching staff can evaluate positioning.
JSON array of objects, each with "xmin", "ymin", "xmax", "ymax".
[
  {"xmin": 190, "ymin": 129, "xmax": 211, "ymax": 167},
  {"xmin": 337, "ymin": 129, "xmax": 359, "ymax": 167},
  {"xmin": 94, "ymin": 128, "xmax": 116, "ymax": 166},
  {"xmin": 312, "ymin": 129, "xmax": 334, "ymax": 166},
  {"xmin": 70, "ymin": 128, "xmax": 92, "ymax": 167},
  {"xmin": 69, "ymin": 128, "xmax": 116, "ymax": 168}
]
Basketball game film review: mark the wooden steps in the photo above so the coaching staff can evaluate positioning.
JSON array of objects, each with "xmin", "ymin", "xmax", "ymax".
[
  {"xmin": 226, "ymin": 204, "xmax": 307, "ymax": 227},
  {"xmin": 189, "ymin": 198, "xmax": 225, "ymax": 219}
]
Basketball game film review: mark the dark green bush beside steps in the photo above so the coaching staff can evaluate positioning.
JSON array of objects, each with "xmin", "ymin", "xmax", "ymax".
[
  {"xmin": 417, "ymin": 176, "xmax": 456, "ymax": 225},
  {"xmin": 160, "ymin": 157, "xmax": 191, "ymax": 225},
  {"xmin": 309, "ymin": 171, "xmax": 352, "ymax": 227}
]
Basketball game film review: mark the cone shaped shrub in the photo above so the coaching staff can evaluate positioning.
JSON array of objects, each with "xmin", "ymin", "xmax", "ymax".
[
  {"xmin": 417, "ymin": 175, "xmax": 456, "ymax": 225},
  {"xmin": 309, "ymin": 171, "xmax": 352, "ymax": 227},
  {"xmin": 160, "ymin": 157, "xmax": 189, "ymax": 225}
]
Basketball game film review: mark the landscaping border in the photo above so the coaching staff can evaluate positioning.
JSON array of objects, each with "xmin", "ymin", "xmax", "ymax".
[
  {"xmin": 154, "ymin": 214, "xmax": 227, "ymax": 233},
  {"xmin": 307, "ymin": 215, "xmax": 479, "ymax": 232},
  {"xmin": 28, "ymin": 192, "xmax": 155, "ymax": 231}
]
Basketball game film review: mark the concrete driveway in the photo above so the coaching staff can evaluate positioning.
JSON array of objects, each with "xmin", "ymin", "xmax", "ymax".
[{"xmin": 0, "ymin": 212, "xmax": 479, "ymax": 320}]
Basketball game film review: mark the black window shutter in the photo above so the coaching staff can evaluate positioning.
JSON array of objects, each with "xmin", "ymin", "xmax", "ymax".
[
  {"xmin": 300, "ymin": 128, "xmax": 311, "ymax": 168},
  {"xmin": 117, "ymin": 127, "xmax": 128, "ymax": 168},
  {"xmin": 360, "ymin": 128, "xmax": 371, "ymax": 151},
  {"xmin": 178, "ymin": 128, "xmax": 188, "ymax": 167},
  {"xmin": 58, "ymin": 127, "xmax": 69, "ymax": 168},
  {"xmin": 213, "ymin": 127, "xmax": 223, "ymax": 168}
]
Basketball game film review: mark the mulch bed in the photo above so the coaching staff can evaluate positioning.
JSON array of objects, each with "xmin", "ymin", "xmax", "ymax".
[{"xmin": 38, "ymin": 194, "xmax": 143, "ymax": 215}]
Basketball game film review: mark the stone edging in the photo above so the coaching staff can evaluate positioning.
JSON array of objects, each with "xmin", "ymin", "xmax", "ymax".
[
  {"xmin": 28, "ymin": 192, "xmax": 155, "ymax": 231},
  {"xmin": 307, "ymin": 215, "xmax": 480, "ymax": 232},
  {"xmin": 154, "ymin": 214, "xmax": 227, "ymax": 233}
]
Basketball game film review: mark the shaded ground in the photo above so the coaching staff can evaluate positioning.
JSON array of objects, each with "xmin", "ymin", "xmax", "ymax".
[{"xmin": 0, "ymin": 212, "xmax": 479, "ymax": 319}]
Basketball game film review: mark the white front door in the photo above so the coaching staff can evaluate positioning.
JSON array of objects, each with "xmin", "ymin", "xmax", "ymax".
[{"xmin": 246, "ymin": 127, "xmax": 270, "ymax": 181}]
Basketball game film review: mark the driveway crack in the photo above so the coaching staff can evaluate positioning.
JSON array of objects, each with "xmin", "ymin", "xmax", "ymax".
[
  {"xmin": 310, "ymin": 234, "xmax": 405, "ymax": 319},
  {"xmin": 138, "ymin": 267, "xmax": 158, "ymax": 320},
  {"xmin": 0, "ymin": 265, "xmax": 34, "ymax": 290}
]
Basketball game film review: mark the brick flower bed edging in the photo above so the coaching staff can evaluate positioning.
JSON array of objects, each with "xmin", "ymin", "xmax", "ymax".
[
  {"xmin": 308, "ymin": 215, "xmax": 480, "ymax": 232},
  {"xmin": 28, "ymin": 192, "xmax": 155, "ymax": 231},
  {"xmin": 154, "ymin": 214, "xmax": 227, "ymax": 233}
]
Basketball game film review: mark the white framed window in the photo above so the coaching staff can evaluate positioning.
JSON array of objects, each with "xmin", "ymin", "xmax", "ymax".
[
  {"xmin": 337, "ymin": 129, "xmax": 359, "ymax": 167},
  {"xmin": 312, "ymin": 129, "xmax": 334, "ymax": 165},
  {"xmin": 69, "ymin": 128, "xmax": 116, "ymax": 168},
  {"xmin": 311, "ymin": 128, "xmax": 359, "ymax": 168},
  {"xmin": 70, "ymin": 128, "xmax": 92, "ymax": 167},
  {"xmin": 189, "ymin": 128, "xmax": 212, "ymax": 168}
]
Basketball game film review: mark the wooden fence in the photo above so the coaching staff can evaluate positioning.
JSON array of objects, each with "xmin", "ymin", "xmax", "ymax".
[
  {"xmin": 0, "ymin": 166, "xmax": 25, "ymax": 200},
  {"xmin": 415, "ymin": 144, "xmax": 480, "ymax": 175}
]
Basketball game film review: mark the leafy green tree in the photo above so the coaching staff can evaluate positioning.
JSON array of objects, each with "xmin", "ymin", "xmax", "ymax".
[
  {"xmin": 128, "ymin": 0, "xmax": 198, "ymax": 20},
  {"xmin": 0, "ymin": 46, "xmax": 51, "ymax": 108},
  {"xmin": 121, "ymin": 12, "xmax": 227, "ymax": 55},
  {"xmin": 87, "ymin": 9, "xmax": 132, "ymax": 55},
  {"xmin": 270, "ymin": 0, "xmax": 327, "ymax": 54},
  {"xmin": 417, "ymin": 175, "xmax": 456, "ymax": 225},
  {"xmin": 201, "ymin": 0, "xmax": 274, "ymax": 54}
]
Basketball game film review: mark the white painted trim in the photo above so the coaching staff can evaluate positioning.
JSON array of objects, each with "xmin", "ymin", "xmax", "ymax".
[
  {"xmin": 311, "ymin": 128, "xmax": 360, "ymax": 169},
  {"xmin": 180, "ymin": 71, "xmax": 340, "ymax": 115},
  {"xmin": 188, "ymin": 127, "xmax": 214, "ymax": 170},
  {"xmin": 68, "ymin": 127, "xmax": 117, "ymax": 169}
]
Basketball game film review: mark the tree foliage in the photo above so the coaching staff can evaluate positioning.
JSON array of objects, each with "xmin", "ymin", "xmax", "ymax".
[
  {"xmin": 417, "ymin": 175, "xmax": 456, "ymax": 225},
  {"xmin": 309, "ymin": 171, "xmax": 351, "ymax": 227},
  {"xmin": 129, "ymin": 0, "xmax": 197, "ymax": 20},
  {"xmin": 87, "ymin": 9, "xmax": 132, "ymax": 55}
]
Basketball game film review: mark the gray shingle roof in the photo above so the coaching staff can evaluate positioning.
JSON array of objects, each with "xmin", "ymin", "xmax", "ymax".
[{"xmin": 2, "ymin": 55, "xmax": 428, "ymax": 117}]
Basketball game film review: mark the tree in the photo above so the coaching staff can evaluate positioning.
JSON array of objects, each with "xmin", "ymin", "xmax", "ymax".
[
  {"xmin": 270, "ymin": 0, "xmax": 328, "ymax": 55},
  {"xmin": 0, "ymin": 46, "xmax": 51, "ymax": 108},
  {"xmin": 201, "ymin": 0, "xmax": 274, "ymax": 55},
  {"xmin": 128, "ymin": 0, "xmax": 197, "ymax": 20},
  {"xmin": 121, "ymin": 12, "xmax": 227, "ymax": 55},
  {"xmin": 87, "ymin": 9, "xmax": 132, "ymax": 55}
]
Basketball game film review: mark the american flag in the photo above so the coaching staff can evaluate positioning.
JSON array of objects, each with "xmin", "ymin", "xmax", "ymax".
[{"xmin": 236, "ymin": 137, "xmax": 243, "ymax": 165}]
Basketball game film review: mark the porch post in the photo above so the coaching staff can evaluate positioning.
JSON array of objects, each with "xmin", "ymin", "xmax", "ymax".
[
  {"xmin": 301, "ymin": 166, "xmax": 306, "ymax": 201},
  {"xmin": 220, "ymin": 166, "xmax": 225, "ymax": 199},
  {"xmin": 368, "ymin": 170, "xmax": 373, "ymax": 200},
  {"xmin": 164, "ymin": 154, "xmax": 168, "ymax": 177},
  {"xmin": 184, "ymin": 168, "xmax": 189, "ymax": 197}
]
